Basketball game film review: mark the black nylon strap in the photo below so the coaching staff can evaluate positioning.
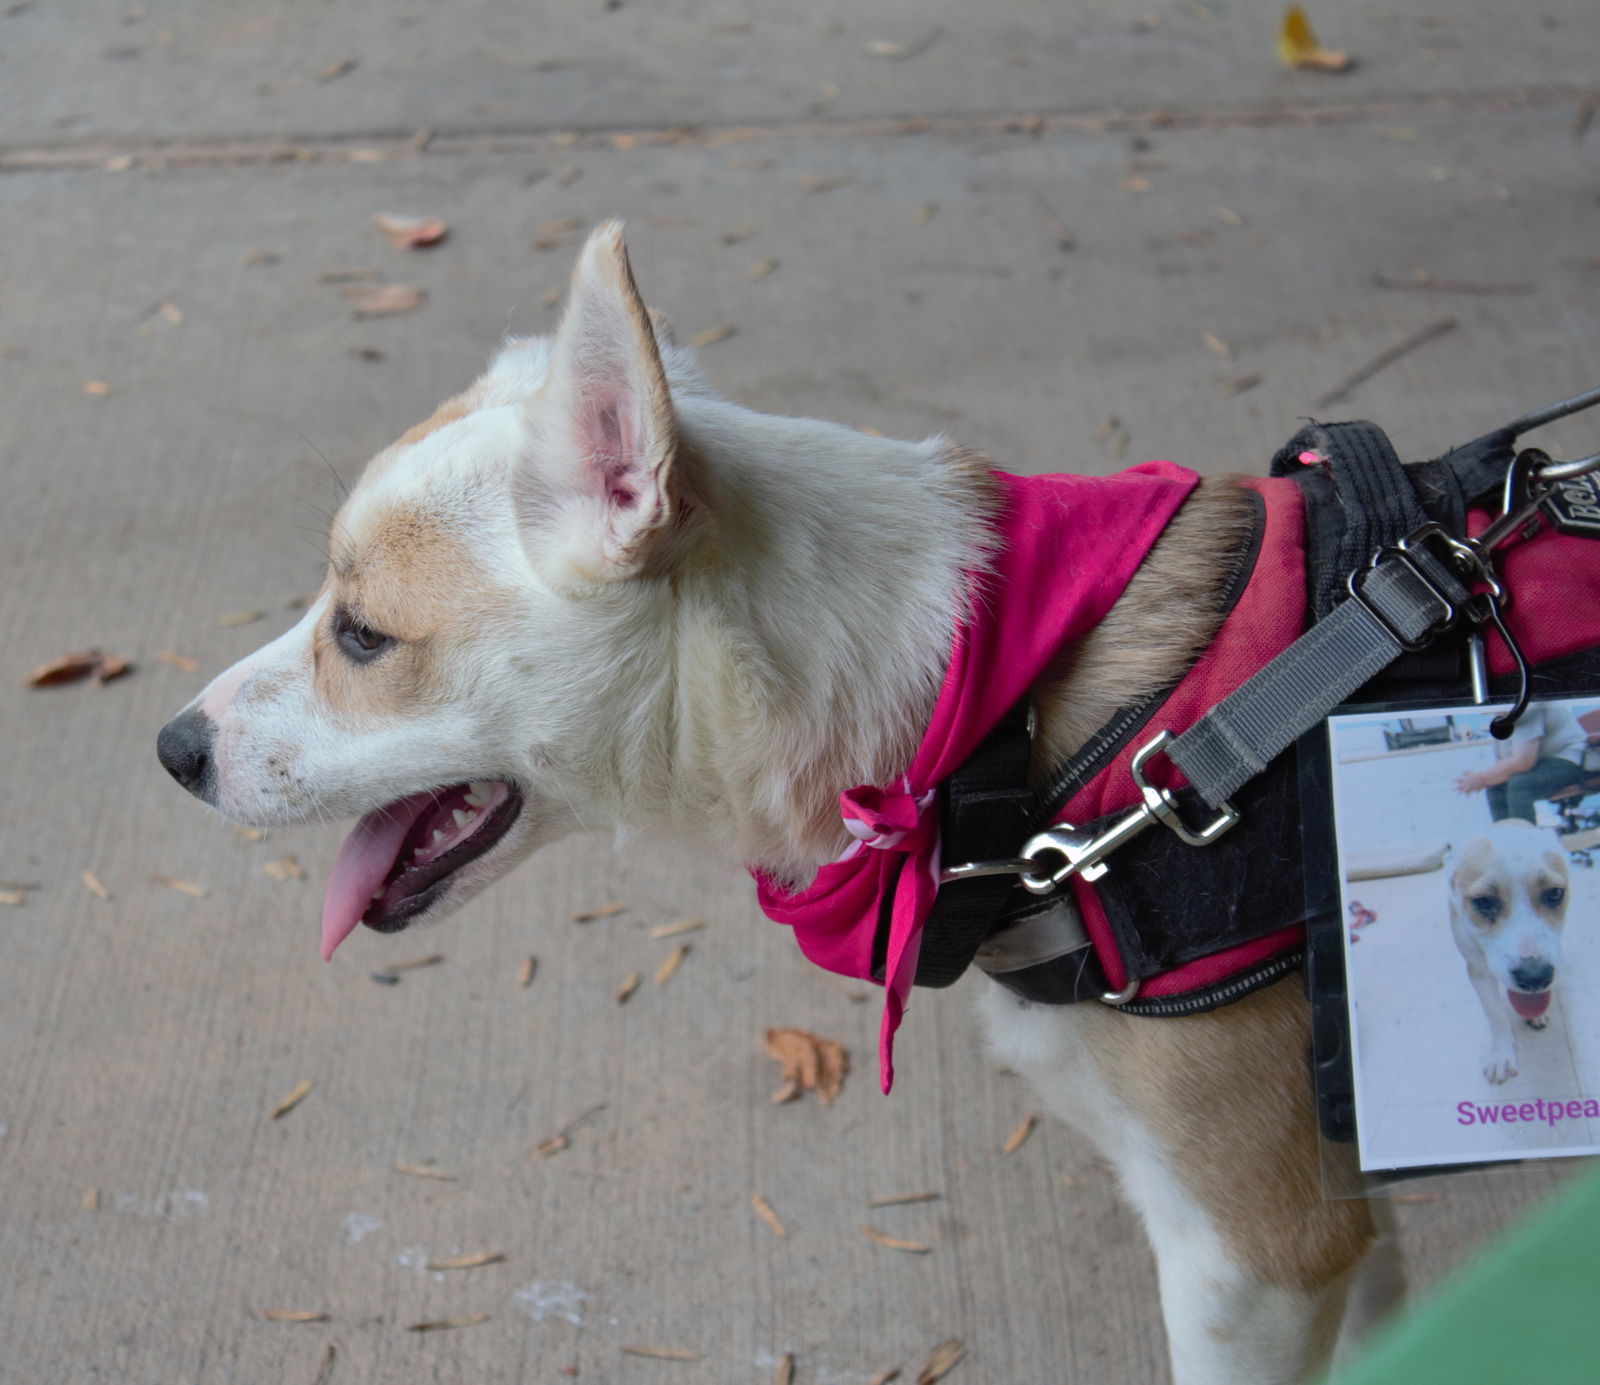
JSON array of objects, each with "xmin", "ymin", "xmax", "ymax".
[{"xmin": 911, "ymin": 699, "xmax": 1034, "ymax": 987}]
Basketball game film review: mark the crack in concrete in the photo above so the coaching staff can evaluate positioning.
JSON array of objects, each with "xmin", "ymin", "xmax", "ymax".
[{"xmin": 0, "ymin": 86, "xmax": 1589, "ymax": 175}]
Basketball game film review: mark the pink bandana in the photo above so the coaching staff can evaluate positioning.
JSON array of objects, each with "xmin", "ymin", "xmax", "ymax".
[{"xmin": 753, "ymin": 463, "xmax": 1200, "ymax": 1091}]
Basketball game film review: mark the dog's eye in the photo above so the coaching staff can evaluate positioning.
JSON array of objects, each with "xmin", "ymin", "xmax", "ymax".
[
  {"xmin": 1542, "ymin": 886, "xmax": 1566, "ymax": 910},
  {"xmin": 1470, "ymin": 894, "xmax": 1502, "ymax": 922},
  {"xmin": 334, "ymin": 611, "xmax": 394, "ymax": 662}
]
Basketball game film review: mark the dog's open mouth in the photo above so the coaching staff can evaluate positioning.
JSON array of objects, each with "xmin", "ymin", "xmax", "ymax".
[
  {"xmin": 320, "ymin": 781, "xmax": 523, "ymax": 960},
  {"xmin": 1508, "ymin": 987, "xmax": 1553, "ymax": 1020}
]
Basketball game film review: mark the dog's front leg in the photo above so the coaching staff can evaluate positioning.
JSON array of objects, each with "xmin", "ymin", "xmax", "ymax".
[
  {"xmin": 977, "ymin": 983, "xmax": 1372, "ymax": 1384},
  {"xmin": 1467, "ymin": 963, "xmax": 1519, "ymax": 1083}
]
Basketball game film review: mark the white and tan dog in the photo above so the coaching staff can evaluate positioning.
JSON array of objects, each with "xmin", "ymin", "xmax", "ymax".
[
  {"xmin": 158, "ymin": 224, "xmax": 1394, "ymax": 1385},
  {"xmin": 1447, "ymin": 819, "xmax": 1571, "ymax": 1085}
]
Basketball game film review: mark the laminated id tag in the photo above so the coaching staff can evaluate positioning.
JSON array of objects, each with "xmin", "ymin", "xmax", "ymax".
[{"xmin": 1304, "ymin": 686, "xmax": 1600, "ymax": 1180}]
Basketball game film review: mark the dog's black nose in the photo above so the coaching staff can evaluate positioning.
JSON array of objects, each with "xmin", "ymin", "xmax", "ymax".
[
  {"xmin": 157, "ymin": 707, "xmax": 217, "ymax": 800},
  {"xmin": 1511, "ymin": 960, "xmax": 1555, "ymax": 993}
]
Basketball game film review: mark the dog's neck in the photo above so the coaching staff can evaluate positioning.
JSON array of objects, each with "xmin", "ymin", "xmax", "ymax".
[{"xmin": 584, "ymin": 395, "xmax": 998, "ymax": 887}]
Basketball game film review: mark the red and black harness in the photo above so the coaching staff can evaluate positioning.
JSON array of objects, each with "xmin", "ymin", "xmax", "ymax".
[{"xmin": 903, "ymin": 388, "xmax": 1600, "ymax": 1017}]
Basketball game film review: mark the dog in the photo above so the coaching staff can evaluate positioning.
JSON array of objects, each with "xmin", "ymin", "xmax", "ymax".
[
  {"xmin": 1447, "ymin": 820, "xmax": 1571, "ymax": 1085},
  {"xmin": 157, "ymin": 223, "xmax": 1395, "ymax": 1385}
]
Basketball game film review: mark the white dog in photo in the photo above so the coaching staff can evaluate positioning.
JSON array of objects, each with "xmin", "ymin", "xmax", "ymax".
[{"xmin": 1447, "ymin": 819, "xmax": 1571, "ymax": 1084}]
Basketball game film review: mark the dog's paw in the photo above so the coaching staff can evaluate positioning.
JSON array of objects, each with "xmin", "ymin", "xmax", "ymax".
[
  {"xmin": 1484, "ymin": 1047, "xmax": 1519, "ymax": 1084},
  {"xmin": 1526, "ymin": 1014, "xmax": 1550, "ymax": 1031}
]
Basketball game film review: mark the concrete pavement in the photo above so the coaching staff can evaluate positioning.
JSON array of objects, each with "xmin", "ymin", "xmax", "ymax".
[{"xmin": 2, "ymin": 3, "xmax": 1598, "ymax": 1382}]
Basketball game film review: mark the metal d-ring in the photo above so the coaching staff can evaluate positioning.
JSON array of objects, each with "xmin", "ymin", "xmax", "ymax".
[{"xmin": 1100, "ymin": 977, "xmax": 1140, "ymax": 1006}]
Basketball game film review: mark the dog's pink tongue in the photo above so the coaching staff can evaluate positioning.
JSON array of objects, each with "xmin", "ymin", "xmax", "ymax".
[
  {"xmin": 320, "ymin": 793, "xmax": 432, "ymax": 961},
  {"xmin": 1508, "ymin": 988, "xmax": 1552, "ymax": 1020}
]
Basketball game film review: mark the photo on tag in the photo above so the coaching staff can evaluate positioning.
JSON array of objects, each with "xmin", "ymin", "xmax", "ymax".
[{"xmin": 1324, "ymin": 693, "xmax": 1600, "ymax": 1172}]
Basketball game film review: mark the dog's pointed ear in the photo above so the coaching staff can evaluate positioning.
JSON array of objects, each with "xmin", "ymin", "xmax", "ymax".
[{"xmin": 536, "ymin": 220, "xmax": 677, "ymax": 580}]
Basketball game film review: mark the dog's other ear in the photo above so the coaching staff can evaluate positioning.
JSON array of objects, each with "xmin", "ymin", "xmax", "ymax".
[{"xmin": 535, "ymin": 220, "xmax": 677, "ymax": 580}]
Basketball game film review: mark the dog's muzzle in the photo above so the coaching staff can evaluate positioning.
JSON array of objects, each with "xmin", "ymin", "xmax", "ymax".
[{"xmin": 157, "ymin": 707, "xmax": 218, "ymax": 802}]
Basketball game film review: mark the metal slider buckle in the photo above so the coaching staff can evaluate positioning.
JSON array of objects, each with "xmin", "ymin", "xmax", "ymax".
[{"xmin": 1344, "ymin": 523, "xmax": 1485, "ymax": 653}]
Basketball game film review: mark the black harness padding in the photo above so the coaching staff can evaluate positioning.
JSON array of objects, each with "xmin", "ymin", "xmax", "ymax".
[{"xmin": 911, "ymin": 698, "xmax": 1034, "ymax": 987}]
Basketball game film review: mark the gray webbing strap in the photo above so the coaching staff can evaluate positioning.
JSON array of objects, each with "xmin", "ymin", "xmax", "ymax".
[{"xmin": 1167, "ymin": 555, "xmax": 1458, "ymax": 809}]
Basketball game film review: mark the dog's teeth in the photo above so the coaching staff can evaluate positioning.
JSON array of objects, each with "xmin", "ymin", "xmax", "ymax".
[
  {"xmin": 465, "ymin": 783, "xmax": 493, "ymax": 807},
  {"xmin": 431, "ymin": 829, "xmax": 448, "ymax": 846},
  {"xmin": 371, "ymin": 888, "xmax": 384, "ymax": 901},
  {"xmin": 452, "ymin": 808, "xmax": 474, "ymax": 829}
]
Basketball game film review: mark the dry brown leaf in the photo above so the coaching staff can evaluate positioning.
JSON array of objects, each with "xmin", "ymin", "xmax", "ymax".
[
  {"xmin": 751, "ymin": 1193, "xmax": 787, "ymax": 1237},
  {"xmin": 1001, "ymin": 1114, "xmax": 1037, "ymax": 1155},
  {"xmin": 863, "ymin": 27, "xmax": 943, "ymax": 60},
  {"xmin": 0, "ymin": 891, "xmax": 25, "ymax": 907},
  {"xmin": 316, "ymin": 56, "xmax": 357, "ymax": 82},
  {"xmin": 342, "ymin": 283, "xmax": 426, "ymax": 318},
  {"xmin": 213, "ymin": 609, "xmax": 264, "ymax": 628},
  {"xmin": 95, "ymin": 654, "xmax": 132, "ymax": 684},
  {"xmin": 868, "ymin": 1371, "xmax": 902, "ymax": 1385},
  {"xmin": 81, "ymin": 870, "xmax": 111, "ymax": 901},
  {"xmin": 770, "ymin": 1081, "xmax": 800, "ymax": 1105},
  {"xmin": 868, "ymin": 1190, "xmax": 940, "ymax": 1209},
  {"xmin": 574, "ymin": 901, "xmax": 626, "ymax": 922},
  {"xmin": 311, "ymin": 1344, "xmax": 336, "ymax": 1385},
  {"xmin": 232, "ymin": 826, "xmax": 266, "ymax": 842},
  {"xmin": 1210, "ymin": 206, "xmax": 1246, "ymax": 228},
  {"xmin": 83, "ymin": 1187, "xmax": 100, "ymax": 1211},
  {"xmin": 1119, "ymin": 175, "xmax": 1153, "ymax": 194},
  {"xmin": 647, "ymin": 918, "xmax": 704, "ymax": 940},
  {"xmin": 747, "ymin": 256, "xmax": 780, "ymax": 282},
  {"xmin": 84, "ymin": 379, "xmax": 111, "ymax": 395},
  {"xmin": 862, "ymin": 1224, "xmax": 931, "ymax": 1254},
  {"xmin": 26, "ymin": 650, "xmax": 117, "ymax": 687},
  {"xmin": 427, "ymin": 1250, "xmax": 505, "ymax": 1271},
  {"xmin": 269, "ymin": 1078, "xmax": 313, "ymax": 1120},
  {"xmin": 374, "ymin": 213, "xmax": 448, "ymax": 250},
  {"xmin": 388, "ymin": 953, "xmax": 444, "ymax": 973},
  {"xmin": 653, "ymin": 943, "xmax": 689, "ymax": 986},
  {"xmin": 774, "ymin": 1353, "xmax": 795, "ymax": 1385},
  {"xmin": 913, "ymin": 201, "xmax": 938, "ymax": 226},
  {"xmin": 408, "ymin": 1314, "xmax": 489, "ymax": 1332},
  {"xmin": 917, "ymin": 1340, "xmax": 966, "ymax": 1383},
  {"xmin": 393, "ymin": 1157, "xmax": 457, "ymax": 1177},
  {"xmin": 621, "ymin": 1346, "xmax": 703, "ymax": 1361},
  {"xmin": 156, "ymin": 649, "xmax": 200, "ymax": 672},
  {"xmin": 1276, "ymin": 6, "xmax": 1351, "ymax": 72},
  {"xmin": 260, "ymin": 1309, "xmax": 328, "ymax": 1323},
  {"xmin": 157, "ymin": 301, "xmax": 183, "ymax": 326},
  {"xmin": 720, "ymin": 224, "xmax": 761, "ymax": 246},
  {"xmin": 393, "ymin": 1161, "xmax": 458, "ymax": 1180},
  {"xmin": 616, "ymin": 970, "xmax": 641, "ymax": 1004},
  {"xmin": 517, "ymin": 955, "xmax": 538, "ymax": 987},
  {"xmin": 799, "ymin": 173, "xmax": 852, "ymax": 195},
  {"xmin": 764, "ymin": 1028, "xmax": 848, "ymax": 1104},
  {"xmin": 1222, "ymin": 373, "xmax": 1262, "ymax": 396},
  {"xmin": 689, "ymin": 324, "xmax": 737, "ymax": 349},
  {"xmin": 154, "ymin": 875, "xmax": 208, "ymax": 898},
  {"xmin": 260, "ymin": 856, "xmax": 302, "ymax": 882},
  {"xmin": 1201, "ymin": 331, "xmax": 1233, "ymax": 359},
  {"xmin": 242, "ymin": 249, "xmax": 280, "ymax": 268}
]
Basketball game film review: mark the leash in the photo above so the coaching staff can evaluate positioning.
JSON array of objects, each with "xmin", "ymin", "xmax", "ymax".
[{"xmin": 923, "ymin": 386, "xmax": 1600, "ymax": 1006}]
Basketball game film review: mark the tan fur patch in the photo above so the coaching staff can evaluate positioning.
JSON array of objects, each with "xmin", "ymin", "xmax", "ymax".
[
  {"xmin": 1088, "ymin": 982, "xmax": 1374, "ymax": 1293},
  {"xmin": 396, "ymin": 389, "xmax": 480, "ymax": 448},
  {"xmin": 317, "ymin": 500, "xmax": 512, "ymax": 723},
  {"xmin": 1030, "ymin": 477, "xmax": 1257, "ymax": 782}
]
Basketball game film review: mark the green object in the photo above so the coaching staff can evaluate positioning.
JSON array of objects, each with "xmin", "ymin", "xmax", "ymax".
[{"xmin": 1330, "ymin": 1168, "xmax": 1600, "ymax": 1384}]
